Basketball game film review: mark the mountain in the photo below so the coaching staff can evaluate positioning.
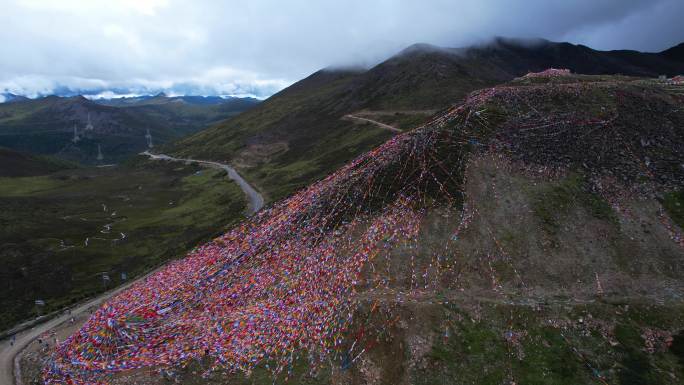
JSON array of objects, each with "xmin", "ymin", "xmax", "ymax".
[
  {"xmin": 0, "ymin": 94, "xmax": 259, "ymax": 164},
  {"xmin": 93, "ymin": 93, "xmax": 259, "ymax": 107},
  {"xmin": 661, "ymin": 42, "xmax": 684, "ymax": 62},
  {"xmin": 40, "ymin": 73, "xmax": 684, "ymax": 385},
  {"xmin": 0, "ymin": 93, "xmax": 29, "ymax": 103},
  {"xmin": 169, "ymin": 38, "xmax": 684, "ymax": 201}
]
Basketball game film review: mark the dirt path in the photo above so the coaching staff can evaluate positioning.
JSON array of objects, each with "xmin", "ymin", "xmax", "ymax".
[
  {"xmin": 143, "ymin": 151, "xmax": 265, "ymax": 214},
  {"xmin": 343, "ymin": 114, "xmax": 402, "ymax": 133}
]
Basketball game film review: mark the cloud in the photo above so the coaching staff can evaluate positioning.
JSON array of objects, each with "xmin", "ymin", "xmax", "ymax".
[
  {"xmin": 1, "ymin": 0, "xmax": 682, "ymax": 98},
  {"xmin": 0, "ymin": 70, "xmax": 290, "ymax": 99}
]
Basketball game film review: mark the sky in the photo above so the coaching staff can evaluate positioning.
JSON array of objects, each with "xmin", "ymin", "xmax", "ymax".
[{"xmin": 1, "ymin": 0, "xmax": 683, "ymax": 99}]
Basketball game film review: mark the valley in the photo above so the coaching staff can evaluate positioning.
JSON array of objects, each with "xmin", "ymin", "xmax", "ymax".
[
  {"xmin": 0, "ymin": 95, "xmax": 259, "ymax": 164},
  {"xmin": 143, "ymin": 152, "xmax": 265, "ymax": 214},
  {"xmin": 0, "ymin": 159, "xmax": 247, "ymax": 331},
  {"xmin": 0, "ymin": 35, "xmax": 683, "ymax": 385}
]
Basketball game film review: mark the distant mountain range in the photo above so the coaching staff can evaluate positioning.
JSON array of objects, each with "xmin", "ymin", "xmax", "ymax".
[
  {"xmin": 0, "ymin": 94, "xmax": 259, "ymax": 164},
  {"xmin": 169, "ymin": 37, "xmax": 684, "ymax": 200},
  {"xmin": 92, "ymin": 93, "xmax": 259, "ymax": 107},
  {"xmin": 0, "ymin": 93, "xmax": 29, "ymax": 103}
]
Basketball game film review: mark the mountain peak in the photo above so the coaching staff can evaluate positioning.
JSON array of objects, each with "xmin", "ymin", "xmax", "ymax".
[
  {"xmin": 398, "ymin": 42, "xmax": 442, "ymax": 55},
  {"xmin": 0, "ymin": 92, "xmax": 29, "ymax": 103},
  {"xmin": 67, "ymin": 95, "xmax": 90, "ymax": 103}
]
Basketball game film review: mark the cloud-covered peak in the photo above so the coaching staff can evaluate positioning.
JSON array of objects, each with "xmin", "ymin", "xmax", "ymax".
[{"xmin": 1, "ymin": 0, "xmax": 682, "ymax": 99}]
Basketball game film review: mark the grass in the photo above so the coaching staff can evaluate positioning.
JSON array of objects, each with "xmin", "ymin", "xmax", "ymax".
[
  {"xmin": 662, "ymin": 190, "xmax": 684, "ymax": 229},
  {"xmin": 244, "ymin": 122, "xmax": 393, "ymax": 201},
  {"xmin": 412, "ymin": 302, "xmax": 684, "ymax": 385},
  {"xmin": 0, "ymin": 147, "xmax": 78, "ymax": 177},
  {"xmin": 532, "ymin": 173, "xmax": 617, "ymax": 234},
  {"xmin": 167, "ymin": 55, "xmax": 493, "ymax": 204},
  {"xmin": 0, "ymin": 160, "xmax": 246, "ymax": 331}
]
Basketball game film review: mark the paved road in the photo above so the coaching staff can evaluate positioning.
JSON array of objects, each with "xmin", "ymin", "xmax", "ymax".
[
  {"xmin": 343, "ymin": 114, "xmax": 402, "ymax": 133},
  {"xmin": 0, "ymin": 264, "xmax": 164, "ymax": 385},
  {"xmin": 143, "ymin": 151, "xmax": 265, "ymax": 214}
]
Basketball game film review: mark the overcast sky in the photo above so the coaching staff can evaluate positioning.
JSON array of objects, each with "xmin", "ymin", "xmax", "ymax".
[{"xmin": 1, "ymin": 0, "xmax": 683, "ymax": 99}]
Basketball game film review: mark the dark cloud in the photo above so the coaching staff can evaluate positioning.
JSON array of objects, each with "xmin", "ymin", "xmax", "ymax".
[{"xmin": 0, "ymin": 0, "xmax": 682, "ymax": 98}]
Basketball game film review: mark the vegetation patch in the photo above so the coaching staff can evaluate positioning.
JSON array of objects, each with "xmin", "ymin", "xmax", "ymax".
[
  {"xmin": 0, "ymin": 161, "xmax": 246, "ymax": 330},
  {"xmin": 662, "ymin": 190, "xmax": 684, "ymax": 229},
  {"xmin": 532, "ymin": 173, "xmax": 617, "ymax": 233}
]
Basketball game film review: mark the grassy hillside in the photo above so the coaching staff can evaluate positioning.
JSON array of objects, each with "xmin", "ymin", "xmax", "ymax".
[
  {"xmin": 0, "ymin": 95, "xmax": 258, "ymax": 164},
  {"xmin": 169, "ymin": 38, "xmax": 684, "ymax": 202},
  {"xmin": 169, "ymin": 69, "xmax": 396, "ymax": 200},
  {"xmin": 0, "ymin": 159, "xmax": 247, "ymax": 330},
  {"xmin": 0, "ymin": 147, "xmax": 77, "ymax": 177}
]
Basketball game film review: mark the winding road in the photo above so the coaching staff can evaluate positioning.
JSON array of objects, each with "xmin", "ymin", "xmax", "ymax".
[
  {"xmin": 0, "ymin": 153, "xmax": 264, "ymax": 385},
  {"xmin": 143, "ymin": 151, "xmax": 265, "ymax": 215}
]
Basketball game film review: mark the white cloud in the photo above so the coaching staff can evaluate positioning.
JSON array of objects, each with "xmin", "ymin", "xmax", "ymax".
[{"xmin": 0, "ymin": 0, "xmax": 682, "ymax": 98}]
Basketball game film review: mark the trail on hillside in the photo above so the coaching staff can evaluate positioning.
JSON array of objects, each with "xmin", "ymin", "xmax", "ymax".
[
  {"xmin": 143, "ymin": 152, "xmax": 265, "ymax": 214},
  {"xmin": 343, "ymin": 114, "xmax": 402, "ymax": 133}
]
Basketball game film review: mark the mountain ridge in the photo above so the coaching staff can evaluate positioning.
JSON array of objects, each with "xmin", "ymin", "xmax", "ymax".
[{"xmin": 169, "ymin": 37, "xmax": 684, "ymax": 201}]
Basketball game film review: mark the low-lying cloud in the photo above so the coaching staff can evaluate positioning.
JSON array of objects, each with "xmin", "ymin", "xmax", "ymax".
[{"xmin": 1, "ymin": 0, "xmax": 682, "ymax": 99}]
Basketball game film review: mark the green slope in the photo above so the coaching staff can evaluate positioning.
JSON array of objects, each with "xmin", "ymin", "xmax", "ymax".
[
  {"xmin": 0, "ymin": 159, "xmax": 247, "ymax": 330},
  {"xmin": 0, "ymin": 147, "xmax": 77, "ymax": 177},
  {"xmin": 169, "ymin": 38, "xmax": 684, "ymax": 202}
]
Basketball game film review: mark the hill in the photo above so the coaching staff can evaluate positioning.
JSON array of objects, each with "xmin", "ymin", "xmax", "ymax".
[
  {"xmin": 169, "ymin": 38, "xmax": 684, "ymax": 201},
  {"xmin": 0, "ymin": 147, "xmax": 76, "ymax": 177},
  {"xmin": 37, "ymin": 74, "xmax": 684, "ymax": 385},
  {"xmin": 662, "ymin": 42, "xmax": 684, "ymax": 62},
  {"xmin": 0, "ymin": 95, "xmax": 259, "ymax": 164}
]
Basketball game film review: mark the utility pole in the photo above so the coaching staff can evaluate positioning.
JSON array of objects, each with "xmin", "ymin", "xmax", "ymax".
[
  {"xmin": 102, "ymin": 272, "xmax": 110, "ymax": 289},
  {"xmin": 72, "ymin": 124, "xmax": 80, "ymax": 143},
  {"xmin": 145, "ymin": 128, "xmax": 153, "ymax": 148},
  {"xmin": 95, "ymin": 271, "xmax": 110, "ymax": 290},
  {"xmin": 85, "ymin": 112, "xmax": 94, "ymax": 131}
]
